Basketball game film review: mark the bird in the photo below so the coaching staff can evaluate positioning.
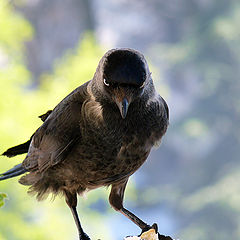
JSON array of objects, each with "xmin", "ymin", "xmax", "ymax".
[{"xmin": 0, "ymin": 48, "xmax": 169, "ymax": 240}]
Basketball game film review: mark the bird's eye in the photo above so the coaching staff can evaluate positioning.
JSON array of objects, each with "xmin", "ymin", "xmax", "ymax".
[
  {"xmin": 104, "ymin": 79, "xmax": 110, "ymax": 87},
  {"xmin": 140, "ymin": 82, "xmax": 145, "ymax": 88}
]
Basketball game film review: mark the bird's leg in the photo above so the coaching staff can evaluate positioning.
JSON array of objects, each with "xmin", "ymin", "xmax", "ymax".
[
  {"xmin": 109, "ymin": 179, "xmax": 151, "ymax": 231},
  {"xmin": 119, "ymin": 207, "xmax": 150, "ymax": 231},
  {"xmin": 65, "ymin": 191, "xmax": 90, "ymax": 240}
]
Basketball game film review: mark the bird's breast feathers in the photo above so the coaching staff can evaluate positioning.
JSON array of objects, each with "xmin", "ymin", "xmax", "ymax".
[{"xmin": 80, "ymin": 95, "xmax": 167, "ymax": 156}]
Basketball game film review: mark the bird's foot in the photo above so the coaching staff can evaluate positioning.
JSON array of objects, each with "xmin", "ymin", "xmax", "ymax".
[
  {"xmin": 140, "ymin": 223, "xmax": 173, "ymax": 240},
  {"xmin": 79, "ymin": 232, "xmax": 91, "ymax": 240}
]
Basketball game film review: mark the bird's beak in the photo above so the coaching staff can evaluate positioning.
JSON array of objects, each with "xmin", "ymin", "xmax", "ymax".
[
  {"xmin": 118, "ymin": 97, "xmax": 129, "ymax": 119},
  {"xmin": 113, "ymin": 87, "xmax": 130, "ymax": 119}
]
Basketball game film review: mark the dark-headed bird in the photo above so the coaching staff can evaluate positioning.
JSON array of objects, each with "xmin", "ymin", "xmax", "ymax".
[{"xmin": 0, "ymin": 48, "xmax": 169, "ymax": 240}]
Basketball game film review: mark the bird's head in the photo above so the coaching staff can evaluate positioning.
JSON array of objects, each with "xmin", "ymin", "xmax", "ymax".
[{"xmin": 93, "ymin": 48, "xmax": 152, "ymax": 119}]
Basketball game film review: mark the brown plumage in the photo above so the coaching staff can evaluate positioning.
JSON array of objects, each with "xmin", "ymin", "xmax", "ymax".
[{"xmin": 0, "ymin": 48, "xmax": 170, "ymax": 240}]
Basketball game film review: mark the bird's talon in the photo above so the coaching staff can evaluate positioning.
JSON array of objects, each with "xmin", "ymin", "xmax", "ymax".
[
  {"xmin": 79, "ymin": 233, "xmax": 91, "ymax": 240},
  {"xmin": 151, "ymin": 223, "xmax": 158, "ymax": 233},
  {"xmin": 157, "ymin": 232, "xmax": 174, "ymax": 240},
  {"xmin": 139, "ymin": 223, "xmax": 174, "ymax": 240},
  {"xmin": 139, "ymin": 225, "xmax": 152, "ymax": 236}
]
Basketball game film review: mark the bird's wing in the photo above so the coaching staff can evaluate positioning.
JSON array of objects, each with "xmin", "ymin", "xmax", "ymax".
[
  {"xmin": 38, "ymin": 110, "xmax": 53, "ymax": 121},
  {"xmin": 22, "ymin": 82, "xmax": 90, "ymax": 173}
]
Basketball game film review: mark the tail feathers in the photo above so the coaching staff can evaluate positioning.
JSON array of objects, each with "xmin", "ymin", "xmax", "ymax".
[
  {"xmin": 2, "ymin": 139, "xmax": 31, "ymax": 158},
  {"xmin": 0, "ymin": 163, "xmax": 27, "ymax": 181},
  {"xmin": 2, "ymin": 110, "xmax": 52, "ymax": 158}
]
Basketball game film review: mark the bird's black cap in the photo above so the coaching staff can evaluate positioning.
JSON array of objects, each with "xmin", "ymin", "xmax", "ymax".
[{"xmin": 103, "ymin": 49, "xmax": 147, "ymax": 87}]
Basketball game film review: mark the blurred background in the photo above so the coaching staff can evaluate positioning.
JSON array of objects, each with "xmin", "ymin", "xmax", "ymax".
[{"xmin": 0, "ymin": 0, "xmax": 239, "ymax": 239}]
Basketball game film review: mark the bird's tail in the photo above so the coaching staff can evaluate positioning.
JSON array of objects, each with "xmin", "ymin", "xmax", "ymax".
[
  {"xmin": 2, "ymin": 140, "xmax": 31, "ymax": 158},
  {"xmin": 1, "ymin": 110, "xmax": 51, "ymax": 158},
  {"xmin": 0, "ymin": 163, "xmax": 27, "ymax": 181}
]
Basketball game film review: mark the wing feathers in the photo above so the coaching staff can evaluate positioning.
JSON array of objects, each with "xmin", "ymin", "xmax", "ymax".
[{"xmin": 22, "ymin": 82, "xmax": 89, "ymax": 173}]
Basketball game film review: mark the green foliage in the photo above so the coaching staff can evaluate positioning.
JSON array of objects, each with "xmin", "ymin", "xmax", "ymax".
[
  {"xmin": 0, "ymin": 0, "xmax": 32, "ymax": 55},
  {"xmin": 0, "ymin": 193, "xmax": 8, "ymax": 207}
]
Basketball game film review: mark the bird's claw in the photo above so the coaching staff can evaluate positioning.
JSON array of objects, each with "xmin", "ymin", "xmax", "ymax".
[
  {"xmin": 140, "ymin": 223, "xmax": 173, "ymax": 240},
  {"xmin": 157, "ymin": 233, "xmax": 173, "ymax": 240},
  {"xmin": 79, "ymin": 232, "xmax": 91, "ymax": 240}
]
